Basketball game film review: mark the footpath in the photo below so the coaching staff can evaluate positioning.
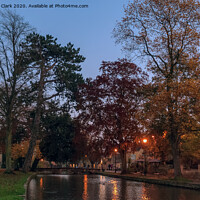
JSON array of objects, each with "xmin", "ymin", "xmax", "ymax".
[{"xmin": 96, "ymin": 171, "xmax": 200, "ymax": 190}]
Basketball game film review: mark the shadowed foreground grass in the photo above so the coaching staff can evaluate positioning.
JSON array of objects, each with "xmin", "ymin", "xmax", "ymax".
[{"xmin": 0, "ymin": 170, "xmax": 31, "ymax": 200}]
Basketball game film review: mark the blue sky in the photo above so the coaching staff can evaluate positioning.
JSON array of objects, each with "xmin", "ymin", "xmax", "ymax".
[{"xmin": 0, "ymin": 0, "xmax": 131, "ymax": 78}]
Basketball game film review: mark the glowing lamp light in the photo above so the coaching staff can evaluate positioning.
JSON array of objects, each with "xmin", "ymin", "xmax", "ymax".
[
  {"xmin": 143, "ymin": 138, "xmax": 148, "ymax": 144},
  {"xmin": 114, "ymin": 148, "xmax": 118, "ymax": 173}
]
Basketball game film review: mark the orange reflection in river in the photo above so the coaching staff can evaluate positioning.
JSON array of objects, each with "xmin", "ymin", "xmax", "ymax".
[
  {"xmin": 111, "ymin": 180, "xmax": 119, "ymax": 200},
  {"xmin": 141, "ymin": 186, "xmax": 150, "ymax": 200},
  {"xmin": 39, "ymin": 178, "xmax": 43, "ymax": 188},
  {"xmin": 82, "ymin": 175, "xmax": 88, "ymax": 200}
]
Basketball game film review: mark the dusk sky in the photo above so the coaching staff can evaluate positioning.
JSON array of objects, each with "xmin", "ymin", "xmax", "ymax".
[{"xmin": 0, "ymin": 0, "xmax": 131, "ymax": 78}]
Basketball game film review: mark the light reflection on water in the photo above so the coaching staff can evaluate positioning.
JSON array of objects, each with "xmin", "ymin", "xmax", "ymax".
[
  {"xmin": 99, "ymin": 175, "xmax": 106, "ymax": 200},
  {"xmin": 27, "ymin": 174, "xmax": 200, "ymax": 200},
  {"xmin": 141, "ymin": 187, "xmax": 150, "ymax": 200},
  {"xmin": 40, "ymin": 177, "xmax": 43, "ymax": 188},
  {"xmin": 111, "ymin": 180, "xmax": 118, "ymax": 200},
  {"xmin": 82, "ymin": 175, "xmax": 88, "ymax": 200}
]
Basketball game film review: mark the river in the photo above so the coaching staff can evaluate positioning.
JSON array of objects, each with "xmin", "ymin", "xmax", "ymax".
[{"xmin": 27, "ymin": 174, "xmax": 200, "ymax": 200}]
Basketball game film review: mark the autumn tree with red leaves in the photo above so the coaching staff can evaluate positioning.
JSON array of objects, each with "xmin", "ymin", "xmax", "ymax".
[{"xmin": 77, "ymin": 59, "xmax": 148, "ymax": 173}]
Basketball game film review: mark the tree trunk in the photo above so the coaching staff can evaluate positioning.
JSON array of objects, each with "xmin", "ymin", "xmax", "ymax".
[
  {"xmin": 120, "ymin": 149, "xmax": 127, "ymax": 174},
  {"xmin": 167, "ymin": 89, "xmax": 182, "ymax": 178},
  {"xmin": 171, "ymin": 141, "xmax": 182, "ymax": 178},
  {"xmin": 22, "ymin": 134, "xmax": 36, "ymax": 172},
  {"xmin": 22, "ymin": 65, "xmax": 44, "ymax": 173},
  {"xmin": 169, "ymin": 125, "xmax": 182, "ymax": 178},
  {"xmin": 5, "ymin": 119, "xmax": 12, "ymax": 173},
  {"xmin": 22, "ymin": 108, "xmax": 42, "ymax": 172},
  {"xmin": 1, "ymin": 154, "xmax": 6, "ymax": 168},
  {"xmin": 5, "ymin": 129, "xmax": 12, "ymax": 173},
  {"xmin": 31, "ymin": 158, "xmax": 40, "ymax": 171}
]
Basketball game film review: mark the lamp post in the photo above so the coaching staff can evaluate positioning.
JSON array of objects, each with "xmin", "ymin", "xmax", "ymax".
[
  {"xmin": 142, "ymin": 138, "xmax": 148, "ymax": 176},
  {"xmin": 114, "ymin": 148, "xmax": 118, "ymax": 173}
]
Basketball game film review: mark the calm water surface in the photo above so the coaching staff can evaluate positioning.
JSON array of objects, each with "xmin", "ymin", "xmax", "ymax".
[{"xmin": 27, "ymin": 174, "xmax": 200, "ymax": 200}]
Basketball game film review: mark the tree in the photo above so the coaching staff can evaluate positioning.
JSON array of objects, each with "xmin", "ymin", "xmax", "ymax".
[
  {"xmin": 0, "ymin": 118, "xmax": 6, "ymax": 168},
  {"xmin": 21, "ymin": 33, "xmax": 85, "ymax": 172},
  {"xmin": 114, "ymin": 0, "xmax": 200, "ymax": 177},
  {"xmin": 12, "ymin": 140, "xmax": 42, "ymax": 170},
  {"xmin": 73, "ymin": 126, "xmax": 103, "ymax": 166},
  {"xmin": 181, "ymin": 132, "xmax": 200, "ymax": 168},
  {"xmin": 72, "ymin": 122, "xmax": 91, "ymax": 163},
  {"xmin": 78, "ymin": 59, "xmax": 148, "ymax": 173},
  {"xmin": 40, "ymin": 112, "xmax": 75, "ymax": 163},
  {"xmin": 146, "ymin": 133, "xmax": 170, "ymax": 163},
  {"xmin": 0, "ymin": 10, "xmax": 32, "ymax": 173}
]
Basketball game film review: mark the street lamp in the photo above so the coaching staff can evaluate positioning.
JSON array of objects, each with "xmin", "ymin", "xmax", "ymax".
[
  {"xmin": 114, "ymin": 148, "xmax": 118, "ymax": 173},
  {"xmin": 142, "ymin": 138, "xmax": 148, "ymax": 176},
  {"xmin": 143, "ymin": 138, "xmax": 147, "ymax": 144}
]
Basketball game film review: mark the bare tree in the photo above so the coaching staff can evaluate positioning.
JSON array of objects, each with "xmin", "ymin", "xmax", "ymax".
[{"xmin": 0, "ymin": 10, "xmax": 33, "ymax": 173}]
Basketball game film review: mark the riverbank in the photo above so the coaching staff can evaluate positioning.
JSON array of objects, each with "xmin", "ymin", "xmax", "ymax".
[
  {"xmin": 97, "ymin": 171, "xmax": 200, "ymax": 190},
  {"xmin": 0, "ymin": 170, "xmax": 31, "ymax": 200}
]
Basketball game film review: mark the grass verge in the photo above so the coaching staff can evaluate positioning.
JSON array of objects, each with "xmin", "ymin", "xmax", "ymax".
[{"xmin": 0, "ymin": 170, "xmax": 31, "ymax": 200}]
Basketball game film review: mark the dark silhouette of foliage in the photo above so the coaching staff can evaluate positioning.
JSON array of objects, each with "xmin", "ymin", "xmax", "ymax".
[{"xmin": 40, "ymin": 113, "xmax": 75, "ymax": 163}]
